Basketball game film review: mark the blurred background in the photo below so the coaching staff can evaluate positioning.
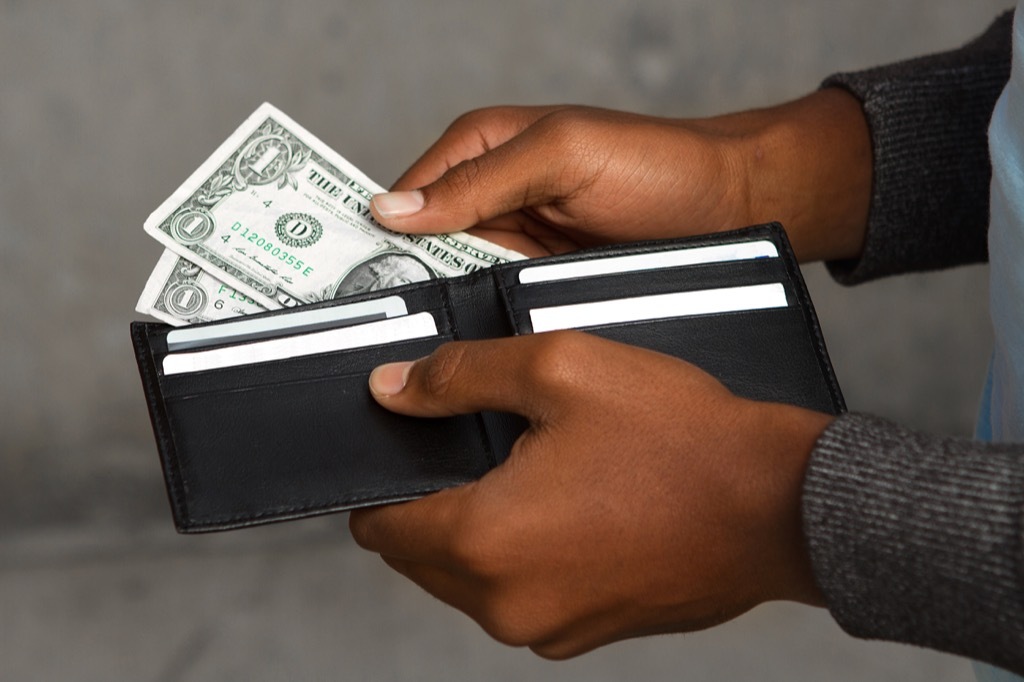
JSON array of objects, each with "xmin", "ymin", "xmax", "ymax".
[{"xmin": 1, "ymin": 1, "xmax": 1012, "ymax": 679}]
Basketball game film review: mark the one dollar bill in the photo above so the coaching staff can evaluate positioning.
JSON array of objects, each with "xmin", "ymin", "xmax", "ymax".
[
  {"xmin": 143, "ymin": 102, "xmax": 523, "ymax": 311},
  {"xmin": 136, "ymin": 250, "xmax": 265, "ymax": 326}
]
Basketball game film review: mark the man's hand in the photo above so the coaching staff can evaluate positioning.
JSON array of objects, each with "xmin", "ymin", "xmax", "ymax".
[
  {"xmin": 349, "ymin": 333, "xmax": 833, "ymax": 659},
  {"xmin": 369, "ymin": 91, "xmax": 871, "ymax": 262}
]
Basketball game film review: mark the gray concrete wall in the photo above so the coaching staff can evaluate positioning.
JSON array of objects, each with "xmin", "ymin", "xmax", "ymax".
[{"xmin": 0, "ymin": 1, "xmax": 1012, "ymax": 679}]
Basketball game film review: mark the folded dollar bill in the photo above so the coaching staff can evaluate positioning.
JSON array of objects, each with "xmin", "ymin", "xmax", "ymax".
[{"xmin": 137, "ymin": 102, "xmax": 523, "ymax": 326}]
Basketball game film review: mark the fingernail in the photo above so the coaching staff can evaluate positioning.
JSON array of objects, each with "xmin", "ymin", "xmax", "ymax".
[
  {"xmin": 372, "ymin": 190, "xmax": 425, "ymax": 218},
  {"xmin": 369, "ymin": 361, "xmax": 415, "ymax": 397}
]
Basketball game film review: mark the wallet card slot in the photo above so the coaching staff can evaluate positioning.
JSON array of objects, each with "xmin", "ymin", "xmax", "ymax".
[
  {"xmin": 373, "ymin": 283, "xmax": 450, "ymax": 317},
  {"xmin": 161, "ymin": 371, "xmax": 493, "ymax": 531},
  {"xmin": 578, "ymin": 306, "xmax": 842, "ymax": 413},
  {"xmin": 492, "ymin": 223, "xmax": 785, "ymax": 291},
  {"xmin": 507, "ymin": 257, "xmax": 789, "ymax": 311},
  {"xmin": 166, "ymin": 295, "xmax": 412, "ymax": 352},
  {"xmin": 159, "ymin": 332, "xmax": 454, "ymax": 398},
  {"xmin": 158, "ymin": 279, "xmax": 452, "ymax": 350},
  {"xmin": 504, "ymin": 259, "xmax": 793, "ymax": 335}
]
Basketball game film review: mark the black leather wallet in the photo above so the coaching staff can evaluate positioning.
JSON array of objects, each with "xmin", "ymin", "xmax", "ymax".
[{"xmin": 131, "ymin": 223, "xmax": 845, "ymax": 533}]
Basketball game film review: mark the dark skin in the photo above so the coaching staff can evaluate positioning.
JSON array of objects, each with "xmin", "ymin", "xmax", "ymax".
[{"xmin": 349, "ymin": 88, "xmax": 873, "ymax": 659}]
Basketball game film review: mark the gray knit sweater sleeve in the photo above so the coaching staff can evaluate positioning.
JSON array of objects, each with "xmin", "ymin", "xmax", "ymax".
[
  {"xmin": 822, "ymin": 12, "xmax": 1013, "ymax": 283},
  {"xmin": 801, "ymin": 12, "xmax": 1024, "ymax": 672},
  {"xmin": 804, "ymin": 414, "xmax": 1024, "ymax": 672}
]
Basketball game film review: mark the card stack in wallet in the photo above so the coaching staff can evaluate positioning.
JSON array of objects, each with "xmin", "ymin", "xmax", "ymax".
[{"xmin": 131, "ymin": 223, "xmax": 845, "ymax": 532}]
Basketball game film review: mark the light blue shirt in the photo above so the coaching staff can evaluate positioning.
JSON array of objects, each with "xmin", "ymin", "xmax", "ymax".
[{"xmin": 973, "ymin": 4, "xmax": 1024, "ymax": 681}]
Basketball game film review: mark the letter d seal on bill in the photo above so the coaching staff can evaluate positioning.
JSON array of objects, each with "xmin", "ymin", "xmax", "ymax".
[{"xmin": 276, "ymin": 212, "xmax": 322, "ymax": 248}]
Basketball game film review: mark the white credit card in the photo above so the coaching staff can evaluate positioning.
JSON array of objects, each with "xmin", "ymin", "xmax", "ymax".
[
  {"xmin": 529, "ymin": 283, "xmax": 787, "ymax": 332},
  {"xmin": 165, "ymin": 295, "xmax": 408, "ymax": 351},
  {"xmin": 163, "ymin": 311, "xmax": 437, "ymax": 375},
  {"xmin": 518, "ymin": 240, "xmax": 779, "ymax": 284}
]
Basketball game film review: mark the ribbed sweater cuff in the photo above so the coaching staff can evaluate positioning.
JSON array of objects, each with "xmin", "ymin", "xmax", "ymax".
[
  {"xmin": 802, "ymin": 413, "xmax": 1024, "ymax": 672},
  {"xmin": 821, "ymin": 12, "xmax": 1012, "ymax": 284}
]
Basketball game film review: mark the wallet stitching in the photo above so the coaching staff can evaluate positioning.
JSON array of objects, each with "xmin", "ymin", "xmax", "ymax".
[
  {"xmin": 131, "ymin": 324, "xmax": 192, "ymax": 524},
  {"xmin": 505, "ymin": 286, "xmax": 531, "ymax": 334},
  {"xmin": 437, "ymin": 280, "xmax": 460, "ymax": 339}
]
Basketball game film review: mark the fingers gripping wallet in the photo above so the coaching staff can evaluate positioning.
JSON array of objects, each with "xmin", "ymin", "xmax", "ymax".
[{"xmin": 131, "ymin": 223, "xmax": 845, "ymax": 532}]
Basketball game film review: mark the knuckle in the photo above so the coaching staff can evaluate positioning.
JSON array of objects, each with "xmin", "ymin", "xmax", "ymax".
[
  {"xmin": 441, "ymin": 156, "xmax": 484, "ymax": 198},
  {"xmin": 523, "ymin": 331, "xmax": 589, "ymax": 393},
  {"xmin": 482, "ymin": 621, "xmax": 535, "ymax": 648},
  {"xmin": 476, "ymin": 596, "xmax": 545, "ymax": 648},
  {"xmin": 530, "ymin": 640, "xmax": 582, "ymax": 661},
  {"xmin": 533, "ymin": 109, "xmax": 610, "ymax": 191},
  {"xmin": 420, "ymin": 343, "xmax": 469, "ymax": 403},
  {"xmin": 347, "ymin": 511, "xmax": 374, "ymax": 549},
  {"xmin": 447, "ymin": 106, "xmax": 505, "ymax": 134},
  {"xmin": 536, "ymin": 108, "xmax": 597, "ymax": 148}
]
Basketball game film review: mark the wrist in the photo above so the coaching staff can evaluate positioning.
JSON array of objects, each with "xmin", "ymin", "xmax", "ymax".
[
  {"xmin": 740, "ymin": 400, "xmax": 833, "ymax": 607},
  {"xmin": 722, "ymin": 89, "xmax": 872, "ymax": 262}
]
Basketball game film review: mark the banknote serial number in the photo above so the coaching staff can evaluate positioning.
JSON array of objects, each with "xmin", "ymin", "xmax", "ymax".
[{"xmin": 229, "ymin": 222, "xmax": 314, "ymax": 276}]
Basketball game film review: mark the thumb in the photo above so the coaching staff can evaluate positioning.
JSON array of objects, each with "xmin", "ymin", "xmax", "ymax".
[
  {"xmin": 368, "ymin": 336, "xmax": 568, "ymax": 421},
  {"xmin": 370, "ymin": 129, "xmax": 568, "ymax": 234}
]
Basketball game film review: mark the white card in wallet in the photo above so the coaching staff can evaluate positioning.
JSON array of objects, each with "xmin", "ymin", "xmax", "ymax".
[
  {"xmin": 163, "ymin": 311, "xmax": 438, "ymax": 375},
  {"xmin": 529, "ymin": 282, "xmax": 787, "ymax": 332},
  {"xmin": 518, "ymin": 240, "xmax": 778, "ymax": 284},
  {"xmin": 165, "ymin": 295, "xmax": 408, "ymax": 351}
]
